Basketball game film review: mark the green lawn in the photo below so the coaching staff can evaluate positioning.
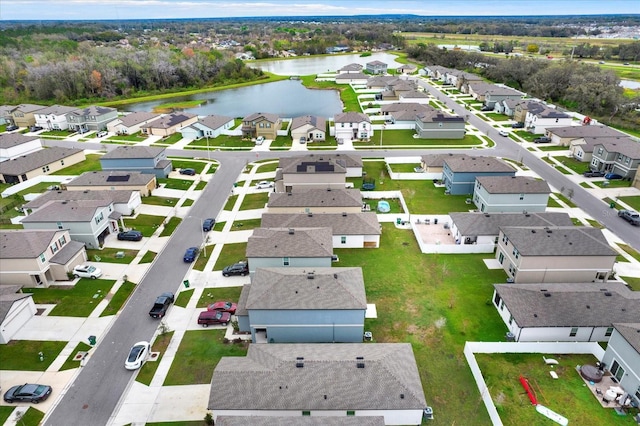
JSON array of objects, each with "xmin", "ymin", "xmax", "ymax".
[
  {"xmin": 100, "ymin": 281, "xmax": 136, "ymax": 317},
  {"xmin": 547, "ymin": 198, "xmax": 562, "ymax": 208},
  {"xmin": 194, "ymin": 181, "xmax": 207, "ymax": 190},
  {"xmin": 197, "ymin": 286, "xmax": 242, "ymax": 309},
  {"xmin": 12, "ymin": 407, "xmax": 44, "ymax": 426},
  {"xmin": 554, "ymin": 156, "xmax": 590, "ymax": 174},
  {"xmin": 230, "ymin": 218, "xmax": 262, "ymax": 230},
  {"xmin": 86, "ymin": 247, "xmax": 138, "ymax": 264},
  {"xmin": 0, "ymin": 340, "xmax": 67, "ymax": 370},
  {"xmin": 0, "ymin": 407, "xmax": 12, "ymax": 425},
  {"xmin": 160, "ymin": 216, "xmax": 182, "ymax": 237},
  {"xmin": 139, "ymin": 251, "xmax": 157, "ymax": 264},
  {"xmin": 170, "ymin": 159, "xmax": 209, "ymax": 173},
  {"xmin": 254, "ymin": 161, "xmax": 279, "ymax": 173},
  {"xmin": 354, "ymin": 130, "xmax": 483, "ymax": 148},
  {"xmin": 554, "ymin": 192, "xmax": 577, "ymax": 208},
  {"xmin": 136, "ymin": 331, "xmax": 174, "ymax": 386},
  {"xmin": 268, "ymin": 136, "xmax": 293, "ymax": 149},
  {"xmin": 181, "ymin": 198, "xmax": 195, "ymax": 207},
  {"xmin": 213, "ymin": 243, "xmax": 247, "ymax": 271},
  {"xmin": 141, "ymin": 196, "xmax": 180, "ymax": 207},
  {"xmin": 124, "ymin": 214, "xmax": 165, "ymax": 237},
  {"xmin": 594, "ymin": 180, "xmax": 634, "ymax": 189},
  {"xmin": 618, "ymin": 244, "xmax": 640, "ymax": 263},
  {"xmin": 239, "ymin": 192, "xmax": 269, "ymax": 210},
  {"xmin": 537, "ymin": 145, "xmax": 569, "ymax": 151},
  {"xmin": 617, "ymin": 196, "xmax": 640, "ymax": 210},
  {"xmin": 107, "ymin": 132, "xmax": 148, "ymax": 142},
  {"xmin": 388, "ymin": 163, "xmax": 422, "ymax": 173},
  {"xmin": 59, "ymin": 342, "xmax": 93, "ymax": 371},
  {"xmin": 175, "ymin": 289, "xmax": 194, "ymax": 308},
  {"xmin": 51, "ymin": 154, "xmax": 102, "ymax": 175},
  {"xmin": 160, "ymin": 133, "xmax": 183, "ymax": 144},
  {"xmin": 163, "ymin": 330, "xmax": 248, "ymax": 385},
  {"xmin": 16, "ymin": 181, "xmax": 55, "ymax": 196},
  {"xmin": 476, "ymin": 353, "xmax": 638, "ymax": 426},
  {"xmin": 621, "ymin": 276, "xmax": 640, "ymax": 291},
  {"xmin": 193, "ymin": 244, "xmax": 214, "ymax": 271},
  {"xmin": 24, "ymin": 279, "xmax": 115, "ymax": 316},
  {"xmin": 187, "ymin": 135, "xmax": 254, "ymax": 150},
  {"xmin": 158, "ymin": 178, "xmax": 194, "ymax": 190}
]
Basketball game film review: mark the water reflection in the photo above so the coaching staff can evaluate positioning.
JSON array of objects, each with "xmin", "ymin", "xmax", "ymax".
[{"xmin": 251, "ymin": 52, "xmax": 404, "ymax": 76}]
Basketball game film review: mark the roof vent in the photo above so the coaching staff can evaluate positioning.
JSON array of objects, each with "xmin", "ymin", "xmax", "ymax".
[
  {"xmin": 308, "ymin": 213, "xmax": 313, "ymax": 217},
  {"xmin": 484, "ymin": 214, "xmax": 490, "ymax": 217},
  {"xmin": 287, "ymin": 192, "xmax": 292, "ymax": 196},
  {"xmin": 534, "ymin": 314, "xmax": 538, "ymax": 317},
  {"xmin": 600, "ymin": 289, "xmax": 608, "ymax": 292},
  {"xmin": 296, "ymin": 357, "xmax": 304, "ymax": 368},
  {"xmin": 356, "ymin": 356, "xmax": 365, "ymax": 368},
  {"xmin": 334, "ymin": 273, "xmax": 338, "ymax": 279},
  {"xmin": 307, "ymin": 272, "xmax": 315, "ymax": 279},
  {"xmin": 288, "ymin": 228, "xmax": 295, "ymax": 235},
  {"xmin": 540, "ymin": 289, "xmax": 547, "ymax": 292},
  {"xmin": 342, "ymin": 212, "xmax": 347, "ymax": 217},
  {"xmin": 546, "ymin": 229, "xmax": 552, "ymax": 234},
  {"xmin": 604, "ymin": 292, "xmax": 612, "ymax": 296},
  {"xmin": 400, "ymin": 394, "xmax": 405, "ymax": 399},
  {"xmin": 326, "ymin": 188, "xmax": 332, "ymax": 192},
  {"xmin": 531, "ymin": 230, "xmax": 536, "ymax": 233},
  {"xmin": 586, "ymin": 305, "xmax": 590, "ymax": 309},
  {"xmin": 544, "ymin": 293, "xmax": 551, "ymax": 297}
]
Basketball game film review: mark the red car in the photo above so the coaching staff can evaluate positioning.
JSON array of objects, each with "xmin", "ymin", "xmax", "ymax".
[
  {"xmin": 207, "ymin": 301, "xmax": 237, "ymax": 314},
  {"xmin": 197, "ymin": 310, "xmax": 231, "ymax": 327}
]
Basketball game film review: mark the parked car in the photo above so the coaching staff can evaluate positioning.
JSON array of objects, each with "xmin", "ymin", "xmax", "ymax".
[
  {"xmin": 3, "ymin": 383, "xmax": 52, "ymax": 403},
  {"xmin": 207, "ymin": 301, "xmax": 237, "ymax": 314},
  {"xmin": 255, "ymin": 136, "xmax": 265, "ymax": 145},
  {"xmin": 511, "ymin": 122, "xmax": 524, "ymax": 128},
  {"xmin": 197, "ymin": 310, "xmax": 231, "ymax": 327},
  {"xmin": 179, "ymin": 168, "xmax": 196, "ymax": 176},
  {"xmin": 255, "ymin": 180, "xmax": 274, "ymax": 189},
  {"xmin": 605, "ymin": 173, "xmax": 623, "ymax": 180},
  {"xmin": 222, "ymin": 261, "xmax": 249, "ymax": 277},
  {"xmin": 96, "ymin": 130, "xmax": 108, "ymax": 137},
  {"xmin": 618, "ymin": 209, "xmax": 640, "ymax": 226},
  {"xmin": 299, "ymin": 136, "xmax": 306, "ymax": 144},
  {"xmin": 480, "ymin": 106, "xmax": 493, "ymax": 111},
  {"xmin": 149, "ymin": 292, "xmax": 175, "ymax": 318},
  {"xmin": 183, "ymin": 246, "xmax": 199, "ymax": 262},
  {"xmin": 124, "ymin": 341, "xmax": 150, "ymax": 370},
  {"xmin": 117, "ymin": 230, "xmax": 143, "ymax": 241},
  {"xmin": 73, "ymin": 265, "xmax": 102, "ymax": 279},
  {"xmin": 583, "ymin": 170, "xmax": 605, "ymax": 178},
  {"xmin": 5, "ymin": 124, "xmax": 19, "ymax": 131},
  {"xmin": 29, "ymin": 126, "xmax": 43, "ymax": 132},
  {"xmin": 533, "ymin": 137, "xmax": 551, "ymax": 143},
  {"xmin": 202, "ymin": 218, "xmax": 215, "ymax": 232},
  {"xmin": 498, "ymin": 130, "xmax": 509, "ymax": 137}
]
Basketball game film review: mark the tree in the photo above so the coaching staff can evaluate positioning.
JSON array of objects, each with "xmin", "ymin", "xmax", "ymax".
[
  {"xmin": 89, "ymin": 69, "xmax": 102, "ymax": 95},
  {"xmin": 526, "ymin": 44, "xmax": 539, "ymax": 54}
]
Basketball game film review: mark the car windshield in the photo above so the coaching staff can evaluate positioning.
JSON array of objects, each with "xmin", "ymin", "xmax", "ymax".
[
  {"xmin": 215, "ymin": 312, "xmax": 224, "ymax": 320},
  {"xmin": 128, "ymin": 346, "xmax": 143, "ymax": 361},
  {"xmin": 87, "ymin": 266, "xmax": 96, "ymax": 273},
  {"xmin": 224, "ymin": 302, "xmax": 232, "ymax": 309},
  {"xmin": 33, "ymin": 385, "xmax": 46, "ymax": 394}
]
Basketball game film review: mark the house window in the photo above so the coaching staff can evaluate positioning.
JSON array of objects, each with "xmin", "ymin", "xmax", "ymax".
[
  {"xmin": 508, "ymin": 315, "xmax": 513, "ymax": 325},
  {"xmin": 347, "ymin": 411, "xmax": 355, "ymax": 416},
  {"xmin": 56, "ymin": 221, "xmax": 63, "ymax": 230},
  {"xmin": 635, "ymin": 385, "xmax": 640, "ymax": 401},
  {"xmin": 512, "ymin": 248, "xmax": 519, "ymax": 259},
  {"xmin": 341, "ymin": 236, "xmax": 346, "ymax": 244},
  {"xmin": 598, "ymin": 148, "xmax": 603, "ymax": 155},
  {"xmin": 519, "ymin": 193, "xmax": 524, "ymax": 200},
  {"xmin": 58, "ymin": 236, "xmax": 66, "ymax": 246},
  {"xmin": 61, "ymin": 160, "xmax": 65, "ymax": 165},
  {"xmin": 39, "ymin": 253, "xmax": 46, "ymax": 263},
  {"xmin": 605, "ymin": 327, "xmax": 614, "ymax": 337},
  {"xmin": 302, "ymin": 411, "xmax": 311, "ymax": 416},
  {"xmin": 283, "ymin": 257, "xmax": 290, "ymax": 266},
  {"xmin": 610, "ymin": 361, "xmax": 625, "ymax": 382},
  {"xmin": 569, "ymin": 328, "xmax": 578, "ymax": 337},
  {"xmin": 42, "ymin": 165, "xmax": 50, "ymax": 172},
  {"xmin": 50, "ymin": 243, "xmax": 59, "ymax": 254},
  {"xmin": 498, "ymin": 252, "xmax": 504, "ymax": 264},
  {"xmin": 508, "ymin": 263, "xmax": 515, "ymax": 275},
  {"xmin": 95, "ymin": 212, "xmax": 104, "ymax": 224},
  {"xmin": 341, "ymin": 123, "xmax": 344, "ymax": 128},
  {"xmin": 502, "ymin": 235, "xmax": 509, "ymax": 244},
  {"xmin": 493, "ymin": 292, "xmax": 501, "ymax": 306}
]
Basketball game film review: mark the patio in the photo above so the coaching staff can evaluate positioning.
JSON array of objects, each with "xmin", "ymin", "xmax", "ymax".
[{"xmin": 576, "ymin": 365, "xmax": 635, "ymax": 412}]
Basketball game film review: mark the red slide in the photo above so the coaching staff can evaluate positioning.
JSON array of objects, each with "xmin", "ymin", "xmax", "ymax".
[{"xmin": 519, "ymin": 375, "xmax": 538, "ymax": 405}]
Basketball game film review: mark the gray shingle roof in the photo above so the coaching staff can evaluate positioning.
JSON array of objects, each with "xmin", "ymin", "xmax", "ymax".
[
  {"xmin": 476, "ymin": 176, "xmax": 551, "ymax": 194},
  {"xmin": 196, "ymin": 115, "xmax": 234, "ymax": 130},
  {"xmin": 494, "ymin": 282, "xmax": 640, "ymax": 328},
  {"xmin": 444, "ymin": 155, "xmax": 515, "ymax": 173},
  {"xmin": 451, "ymin": 212, "xmax": 573, "ymax": 236},
  {"xmin": 102, "ymin": 145, "xmax": 165, "ymax": 159},
  {"xmin": 0, "ymin": 148, "xmax": 82, "ymax": 175},
  {"xmin": 0, "ymin": 133, "xmax": 40, "ymax": 149},
  {"xmin": 49, "ymin": 240, "xmax": 85, "ymax": 265},
  {"xmin": 209, "ymin": 343, "xmax": 426, "ymax": 411},
  {"xmin": 0, "ymin": 230, "xmax": 59, "ymax": 259},
  {"xmin": 421, "ymin": 153, "xmax": 463, "ymax": 168},
  {"xmin": 595, "ymin": 138, "xmax": 640, "ymax": 159},
  {"xmin": 216, "ymin": 416, "xmax": 385, "ymax": 426},
  {"xmin": 66, "ymin": 171, "xmax": 155, "ymax": 187},
  {"xmin": 279, "ymin": 153, "xmax": 362, "ymax": 172},
  {"xmin": 416, "ymin": 110, "xmax": 465, "ymax": 123},
  {"xmin": 340, "ymin": 63, "xmax": 363, "ymax": 72},
  {"xmin": 24, "ymin": 189, "xmax": 135, "ymax": 210},
  {"xmin": 243, "ymin": 112, "xmax": 280, "ymax": 123},
  {"xmin": 11, "ymin": 104, "xmax": 46, "ymax": 114},
  {"xmin": 290, "ymin": 115, "xmax": 326, "ymax": 132},
  {"xmin": 548, "ymin": 125, "xmax": 625, "ymax": 139},
  {"xmin": 67, "ymin": 105, "xmax": 116, "ymax": 117},
  {"xmin": 334, "ymin": 112, "xmax": 370, "ymax": 124},
  {"xmin": 381, "ymin": 102, "xmax": 434, "ymax": 114},
  {"xmin": 527, "ymin": 104, "xmax": 571, "ymax": 119},
  {"xmin": 245, "ymin": 267, "xmax": 367, "ymax": 310},
  {"xmin": 261, "ymin": 212, "xmax": 380, "ymax": 235},
  {"xmin": 21, "ymin": 200, "xmax": 111, "ymax": 223},
  {"xmin": 116, "ymin": 111, "xmax": 162, "ymax": 127},
  {"xmin": 336, "ymin": 72, "xmax": 369, "ymax": 81},
  {"xmin": 613, "ymin": 323, "xmax": 640, "ymax": 354},
  {"xmin": 0, "ymin": 286, "xmax": 32, "ymax": 324},
  {"xmin": 141, "ymin": 112, "xmax": 196, "ymax": 129},
  {"xmin": 247, "ymin": 227, "xmax": 333, "ymax": 258},
  {"xmin": 500, "ymin": 226, "xmax": 617, "ymax": 256},
  {"xmin": 267, "ymin": 188, "xmax": 362, "ymax": 208},
  {"xmin": 34, "ymin": 105, "xmax": 78, "ymax": 116}
]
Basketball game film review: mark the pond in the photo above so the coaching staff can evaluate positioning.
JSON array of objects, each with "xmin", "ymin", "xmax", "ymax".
[
  {"xmin": 118, "ymin": 79, "xmax": 343, "ymax": 118},
  {"xmin": 250, "ymin": 52, "xmax": 405, "ymax": 76}
]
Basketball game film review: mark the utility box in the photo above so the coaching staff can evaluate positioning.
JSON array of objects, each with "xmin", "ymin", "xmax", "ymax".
[
  {"xmin": 183, "ymin": 280, "xmax": 190, "ymax": 288},
  {"xmin": 88, "ymin": 335, "xmax": 96, "ymax": 345}
]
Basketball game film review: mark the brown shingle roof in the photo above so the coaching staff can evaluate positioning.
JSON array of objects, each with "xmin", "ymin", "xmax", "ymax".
[
  {"xmin": 0, "ymin": 147, "xmax": 82, "ymax": 175},
  {"xmin": 476, "ymin": 176, "xmax": 550, "ymax": 194},
  {"xmin": 267, "ymin": 188, "xmax": 362, "ymax": 208},
  {"xmin": 444, "ymin": 155, "xmax": 515, "ymax": 173},
  {"xmin": 0, "ymin": 230, "xmax": 58, "ymax": 258},
  {"xmin": 261, "ymin": 212, "xmax": 380, "ymax": 235},
  {"xmin": 500, "ymin": 226, "xmax": 617, "ymax": 256},
  {"xmin": 246, "ymin": 227, "xmax": 333, "ymax": 258}
]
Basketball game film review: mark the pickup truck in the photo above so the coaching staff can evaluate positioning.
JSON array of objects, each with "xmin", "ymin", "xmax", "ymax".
[
  {"xmin": 149, "ymin": 292, "xmax": 175, "ymax": 318},
  {"xmin": 618, "ymin": 210, "xmax": 640, "ymax": 226}
]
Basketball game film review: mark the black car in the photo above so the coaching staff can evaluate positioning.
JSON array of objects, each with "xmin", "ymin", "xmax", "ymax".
[
  {"xmin": 5, "ymin": 124, "xmax": 19, "ymax": 131},
  {"xmin": 511, "ymin": 122, "xmax": 524, "ymax": 128},
  {"xmin": 117, "ymin": 230, "xmax": 143, "ymax": 241},
  {"xmin": 202, "ymin": 218, "xmax": 215, "ymax": 232},
  {"xmin": 4, "ymin": 383, "xmax": 52, "ymax": 403},
  {"xmin": 533, "ymin": 137, "xmax": 551, "ymax": 143},
  {"xmin": 222, "ymin": 262, "xmax": 249, "ymax": 277},
  {"xmin": 149, "ymin": 292, "xmax": 175, "ymax": 318},
  {"xmin": 30, "ymin": 126, "xmax": 43, "ymax": 132},
  {"xmin": 583, "ymin": 170, "xmax": 605, "ymax": 178},
  {"xmin": 179, "ymin": 168, "xmax": 196, "ymax": 176},
  {"xmin": 183, "ymin": 246, "xmax": 199, "ymax": 262}
]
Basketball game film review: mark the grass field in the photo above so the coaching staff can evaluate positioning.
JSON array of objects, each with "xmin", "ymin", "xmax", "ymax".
[
  {"xmin": 0, "ymin": 340, "xmax": 67, "ymax": 370},
  {"xmin": 86, "ymin": 247, "xmax": 138, "ymax": 264},
  {"xmin": 24, "ymin": 279, "xmax": 116, "ymax": 317},
  {"xmin": 59, "ymin": 342, "xmax": 93, "ymax": 371},
  {"xmin": 124, "ymin": 214, "xmax": 166, "ymax": 237},
  {"xmin": 51, "ymin": 154, "xmax": 102, "ymax": 175},
  {"xmin": 100, "ymin": 281, "xmax": 136, "ymax": 317},
  {"xmin": 136, "ymin": 331, "xmax": 174, "ymax": 386}
]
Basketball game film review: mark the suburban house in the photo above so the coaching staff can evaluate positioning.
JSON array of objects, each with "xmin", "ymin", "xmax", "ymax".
[
  {"xmin": 335, "ymin": 73, "xmax": 370, "ymax": 85},
  {"xmin": 448, "ymin": 212, "xmax": 574, "ymax": 249},
  {"xmin": 524, "ymin": 103, "xmax": 573, "ymax": 134},
  {"xmin": 33, "ymin": 105, "xmax": 79, "ymax": 131},
  {"xmin": 492, "ymin": 282, "xmax": 640, "ymax": 342},
  {"xmin": 0, "ymin": 147, "xmax": 85, "ymax": 184},
  {"xmin": 242, "ymin": 112, "xmax": 281, "ymax": 140},
  {"xmin": 0, "ymin": 134, "xmax": 42, "ymax": 162},
  {"xmin": 600, "ymin": 323, "xmax": 640, "ymax": 407},
  {"xmin": 482, "ymin": 86, "xmax": 524, "ymax": 109},
  {"xmin": 570, "ymin": 137, "xmax": 606, "ymax": 163},
  {"xmin": 279, "ymin": 153, "xmax": 362, "ymax": 178},
  {"xmin": 64, "ymin": 171, "xmax": 156, "ymax": 197},
  {"xmin": 420, "ymin": 153, "xmax": 463, "ymax": 176},
  {"xmin": 290, "ymin": 115, "xmax": 326, "ymax": 143},
  {"xmin": 381, "ymin": 103, "xmax": 434, "ymax": 124},
  {"xmin": 246, "ymin": 227, "xmax": 334, "ymax": 273},
  {"xmin": 547, "ymin": 124, "xmax": 626, "ymax": 147},
  {"xmin": 398, "ymin": 90, "xmax": 430, "ymax": 103},
  {"xmin": 366, "ymin": 76, "xmax": 400, "ymax": 91},
  {"xmin": 442, "ymin": 155, "xmax": 515, "ymax": 195},
  {"xmin": 590, "ymin": 138, "xmax": 640, "ymax": 180},
  {"xmin": 0, "ymin": 229, "xmax": 87, "ymax": 288},
  {"xmin": 414, "ymin": 110, "xmax": 465, "ymax": 139},
  {"xmin": 496, "ymin": 226, "xmax": 617, "ymax": 283},
  {"xmin": 216, "ymin": 416, "xmax": 385, "ymax": 425},
  {"xmin": 379, "ymin": 80, "xmax": 418, "ymax": 101},
  {"xmin": 452, "ymin": 71, "xmax": 484, "ymax": 91},
  {"xmin": 8, "ymin": 104, "xmax": 46, "ymax": 128},
  {"xmin": 179, "ymin": 115, "xmax": 234, "ymax": 140},
  {"xmin": 396, "ymin": 64, "xmax": 417, "ymax": 74},
  {"xmin": 140, "ymin": 112, "xmax": 197, "ymax": 137},
  {"xmin": 512, "ymin": 100, "xmax": 541, "ymax": 124},
  {"xmin": 261, "ymin": 212, "xmax": 381, "ymax": 248},
  {"xmin": 0, "ymin": 105, "xmax": 15, "ymax": 125},
  {"xmin": 267, "ymin": 188, "xmax": 364, "ymax": 214},
  {"xmin": 473, "ymin": 176, "xmax": 551, "ymax": 213},
  {"xmin": 276, "ymin": 155, "xmax": 348, "ymax": 193},
  {"xmin": 21, "ymin": 200, "xmax": 118, "ymax": 249},
  {"xmin": 339, "ymin": 63, "xmax": 363, "ymax": 74},
  {"xmin": 0, "ymin": 286, "xmax": 36, "ymax": 344},
  {"xmin": 333, "ymin": 112, "xmax": 371, "ymax": 143},
  {"xmin": 366, "ymin": 60, "xmax": 388, "ymax": 74},
  {"xmin": 106, "ymin": 111, "xmax": 162, "ymax": 135},
  {"xmin": 209, "ymin": 343, "xmax": 427, "ymax": 425},
  {"xmin": 494, "ymin": 98, "xmax": 521, "ymax": 117},
  {"xmin": 100, "ymin": 146, "xmax": 173, "ymax": 178},
  {"xmin": 23, "ymin": 189, "xmax": 141, "ymax": 217},
  {"xmin": 66, "ymin": 106, "xmax": 118, "ymax": 132},
  {"xmin": 235, "ymin": 267, "xmax": 367, "ymax": 343}
]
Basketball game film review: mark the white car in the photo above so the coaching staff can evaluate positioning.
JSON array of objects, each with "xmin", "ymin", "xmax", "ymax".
[
  {"xmin": 255, "ymin": 180, "xmax": 274, "ymax": 189},
  {"xmin": 125, "ymin": 341, "xmax": 150, "ymax": 370},
  {"xmin": 96, "ymin": 130, "xmax": 108, "ymax": 137},
  {"xmin": 255, "ymin": 136, "xmax": 265, "ymax": 145},
  {"xmin": 498, "ymin": 130, "xmax": 509, "ymax": 137},
  {"xmin": 73, "ymin": 265, "xmax": 103, "ymax": 279}
]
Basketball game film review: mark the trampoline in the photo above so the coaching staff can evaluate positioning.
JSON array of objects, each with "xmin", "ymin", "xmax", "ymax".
[{"xmin": 580, "ymin": 364, "xmax": 603, "ymax": 383}]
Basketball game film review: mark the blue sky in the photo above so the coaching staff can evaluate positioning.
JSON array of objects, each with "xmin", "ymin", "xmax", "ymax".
[{"xmin": 1, "ymin": 0, "xmax": 638, "ymax": 21}]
